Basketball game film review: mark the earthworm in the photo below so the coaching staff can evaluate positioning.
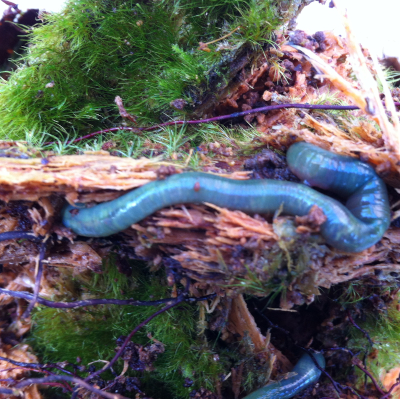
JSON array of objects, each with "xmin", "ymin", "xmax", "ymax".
[
  {"xmin": 62, "ymin": 142, "xmax": 390, "ymax": 252},
  {"xmin": 242, "ymin": 352, "xmax": 325, "ymax": 399}
]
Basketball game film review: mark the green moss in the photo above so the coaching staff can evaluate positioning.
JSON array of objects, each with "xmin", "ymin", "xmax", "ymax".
[
  {"xmin": 30, "ymin": 258, "xmax": 227, "ymax": 398},
  {"xmin": 377, "ymin": 68, "xmax": 400, "ymax": 92},
  {"xmin": 340, "ymin": 286, "xmax": 400, "ymax": 396},
  {"xmin": 349, "ymin": 302, "xmax": 400, "ymax": 374},
  {"xmin": 0, "ymin": 0, "xmax": 280, "ymax": 142}
]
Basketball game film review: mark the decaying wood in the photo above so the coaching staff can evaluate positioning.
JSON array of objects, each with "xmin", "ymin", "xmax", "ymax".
[
  {"xmin": 0, "ymin": 30, "xmax": 399, "ymax": 305},
  {"xmin": 0, "ymin": 345, "xmax": 41, "ymax": 399},
  {"xmin": 0, "ymin": 152, "xmax": 249, "ymax": 201}
]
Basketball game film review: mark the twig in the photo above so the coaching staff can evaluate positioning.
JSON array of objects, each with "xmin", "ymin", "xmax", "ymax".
[
  {"xmin": 347, "ymin": 310, "xmax": 374, "ymax": 347},
  {"xmin": 0, "ymin": 231, "xmax": 42, "ymax": 242},
  {"xmin": 0, "ymin": 367, "xmax": 73, "ymax": 393},
  {"xmin": 322, "ymin": 367, "xmax": 366, "ymax": 399},
  {"xmin": 325, "ymin": 347, "xmax": 355, "ymax": 357},
  {"xmin": 23, "ymin": 241, "xmax": 47, "ymax": 318},
  {"xmin": 304, "ymin": 348, "xmax": 367, "ymax": 398},
  {"xmin": 352, "ymin": 357, "xmax": 387, "ymax": 396},
  {"xmin": 13, "ymin": 375, "xmax": 128, "ymax": 399},
  {"xmin": 0, "ymin": 387, "xmax": 15, "ymax": 395},
  {"xmin": 0, "ymin": 287, "xmax": 216, "ymax": 309},
  {"xmin": 254, "ymin": 306, "xmax": 291, "ymax": 335},
  {"xmin": 198, "ymin": 26, "xmax": 241, "ymax": 52},
  {"xmin": 324, "ymin": 348, "xmax": 387, "ymax": 399},
  {"xmin": 0, "ymin": 356, "xmax": 75, "ymax": 377},
  {"xmin": 0, "ymin": 367, "xmax": 74, "ymax": 391},
  {"xmin": 44, "ymin": 103, "xmax": 393, "ymax": 146},
  {"xmin": 347, "ymin": 310, "xmax": 374, "ymax": 389}
]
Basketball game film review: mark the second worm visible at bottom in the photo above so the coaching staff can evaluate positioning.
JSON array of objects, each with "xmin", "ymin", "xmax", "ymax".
[
  {"xmin": 242, "ymin": 352, "xmax": 325, "ymax": 399},
  {"xmin": 62, "ymin": 142, "xmax": 390, "ymax": 252}
]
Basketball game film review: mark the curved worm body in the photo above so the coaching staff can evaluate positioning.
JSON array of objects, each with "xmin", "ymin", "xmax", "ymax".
[
  {"xmin": 62, "ymin": 142, "xmax": 390, "ymax": 252},
  {"xmin": 243, "ymin": 352, "xmax": 325, "ymax": 399}
]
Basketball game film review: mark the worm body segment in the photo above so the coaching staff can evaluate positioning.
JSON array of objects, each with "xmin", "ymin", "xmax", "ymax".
[
  {"xmin": 242, "ymin": 352, "xmax": 325, "ymax": 399},
  {"xmin": 62, "ymin": 142, "xmax": 390, "ymax": 252}
]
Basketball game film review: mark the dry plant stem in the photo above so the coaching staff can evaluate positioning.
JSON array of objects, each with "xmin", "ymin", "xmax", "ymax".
[
  {"xmin": 22, "ymin": 241, "xmax": 46, "ymax": 318},
  {"xmin": 17, "ymin": 368, "xmax": 73, "ymax": 391},
  {"xmin": 0, "ymin": 355, "xmax": 76, "ymax": 377},
  {"xmin": 334, "ymin": 0, "xmax": 400, "ymax": 157},
  {"xmin": 0, "ymin": 231, "xmax": 42, "ymax": 242},
  {"xmin": 1, "ymin": 377, "xmax": 70, "ymax": 393},
  {"xmin": 347, "ymin": 310, "xmax": 373, "ymax": 388},
  {"xmin": 198, "ymin": 25, "xmax": 241, "ymax": 51},
  {"xmin": 326, "ymin": 347, "xmax": 355, "ymax": 357},
  {"xmin": 44, "ymin": 103, "xmax": 382, "ymax": 145},
  {"xmin": 327, "ymin": 348, "xmax": 393, "ymax": 399},
  {"xmin": 320, "ymin": 368, "xmax": 367, "ymax": 399},
  {"xmin": 347, "ymin": 311, "xmax": 374, "ymax": 347},
  {"xmin": 254, "ymin": 307, "xmax": 291, "ymax": 336},
  {"xmin": 0, "ymin": 287, "xmax": 215, "ymax": 308},
  {"xmin": 14, "ymin": 375, "xmax": 129, "ymax": 399},
  {"xmin": 0, "ymin": 387, "xmax": 14, "ymax": 395},
  {"xmin": 1, "ymin": 368, "xmax": 74, "ymax": 393},
  {"xmin": 353, "ymin": 358, "xmax": 387, "ymax": 396}
]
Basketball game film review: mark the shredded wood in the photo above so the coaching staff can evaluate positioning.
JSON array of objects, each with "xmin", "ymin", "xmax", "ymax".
[
  {"xmin": 0, "ymin": 153, "xmax": 249, "ymax": 203},
  {"xmin": 0, "ymin": 345, "xmax": 41, "ymax": 399}
]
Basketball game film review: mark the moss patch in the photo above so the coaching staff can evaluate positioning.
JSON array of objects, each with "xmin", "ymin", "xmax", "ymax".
[
  {"xmin": 30, "ymin": 259, "xmax": 228, "ymax": 398},
  {"xmin": 0, "ymin": 0, "xmax": 280, "ymax": 141}
]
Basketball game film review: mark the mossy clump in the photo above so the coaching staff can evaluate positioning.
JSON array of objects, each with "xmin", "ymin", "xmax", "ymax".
[
  {"xmin": 30, "ymin": 258, "xmax": 228, "ymax": 398},
  {"xmin": 0, "ymin": 0, "xmax": 280, "ymax": 141},
  {"xmin": 348, "ymin": 295, "xmax": 400, "ymax": 373},
  {"xmin": 337, "ymin": 284, "xmax": 400, "ymax": 396}
]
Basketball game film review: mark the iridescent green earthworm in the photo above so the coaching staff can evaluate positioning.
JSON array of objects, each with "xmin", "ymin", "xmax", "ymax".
[
  {"xmin": 62, "ymin": 142, "xmax": 390, "ymax": 252},
  {"xmin": 242, "ymin": 352, "xmax": 325, "ymax": 399}
]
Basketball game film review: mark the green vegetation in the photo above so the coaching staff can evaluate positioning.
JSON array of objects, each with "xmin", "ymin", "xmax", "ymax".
[
  {"xmin": 0, "ymin": 0, "xmax": 280, "ymax": 142},
  {"xmin": 378, "ymin": 68, "xmax": 400, "ymax": 92},
  {"xmin": 30, "ymin": 258, "xmax": 227, "ymax": 398},
  {"xmin": 340, "ymin": 284, "xmax": 400, "ymax": 395},
  {"xmin": 347, "ymin": 301, "xmax": 400, "ymax": 397},
  {"xmin": 23, "ymin": 121, "xmax": 264, "ymax": 172}
]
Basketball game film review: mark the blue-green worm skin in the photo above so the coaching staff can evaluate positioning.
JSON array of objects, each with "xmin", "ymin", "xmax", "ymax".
[
  {"xmin": 62, "ymin": 142, "xmax": 390, "ymax": 252},
  {"xmin": 242, "ymin": 353, "xmax": 325, "ymax": 399}
]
